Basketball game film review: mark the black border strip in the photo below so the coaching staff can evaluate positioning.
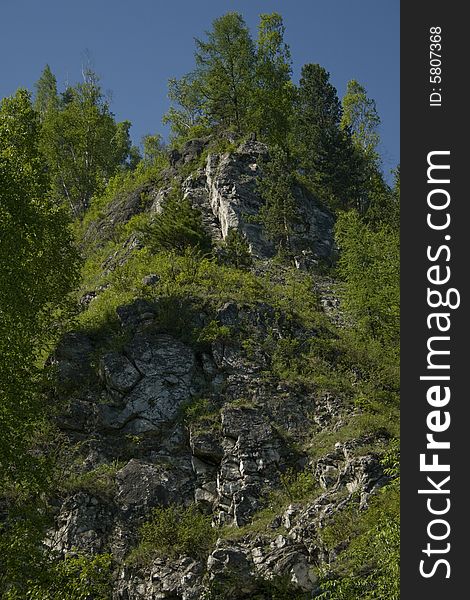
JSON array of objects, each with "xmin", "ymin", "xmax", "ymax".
[{"xmin": 401, "ymin": 2, "xmax": 467, "ymax": 596}]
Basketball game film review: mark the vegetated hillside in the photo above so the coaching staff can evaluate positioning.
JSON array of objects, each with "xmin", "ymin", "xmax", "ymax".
[{"xmin": 0, "ymin": 11, "xmax": 399, "ymax": 600}]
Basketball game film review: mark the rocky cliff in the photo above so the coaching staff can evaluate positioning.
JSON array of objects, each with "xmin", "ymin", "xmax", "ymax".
[{"xmin": 48, "ymin": 138, "xmax": 395, "ymax": 599}]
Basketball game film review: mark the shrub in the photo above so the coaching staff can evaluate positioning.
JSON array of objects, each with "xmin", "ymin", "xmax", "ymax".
[
  {"xmin": 181, "ymin": 398, "xmax": 221, "ymax": 433},
  {"xmin": 128, "ymin": 504, "xmax": 216, "ymax": 566},
  {"xmin": 279, "ymin": 467, "xmax": 319, "ymax": 503},
  {"xmin": 23, "ymin": 553, "xmax": 113, "ymax": 600},
  {"xmin": 317, "ymin": 483, "xmax": 400, "ymax": 600},
  {"xmin": 61, "ymin": 461, "xmax": 124, "ymax": 500}
]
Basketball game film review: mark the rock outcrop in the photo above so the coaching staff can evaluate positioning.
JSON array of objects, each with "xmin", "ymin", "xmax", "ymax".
[
  {"xmin": 85, "ymin": 138, "xmax": 335, "ymax": 265},
  {"xmin": 49, "ymin": 288, "xmax": 389, "ymax": 598},
  {"xmin": 46, "ymin": 137, "xmax": 393, "ymax": 598}
]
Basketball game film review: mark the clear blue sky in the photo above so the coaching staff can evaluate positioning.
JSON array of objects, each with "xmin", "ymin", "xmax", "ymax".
[{"xmin": 1, "ymin": 0, "xmax": 399, "ymax": 177}]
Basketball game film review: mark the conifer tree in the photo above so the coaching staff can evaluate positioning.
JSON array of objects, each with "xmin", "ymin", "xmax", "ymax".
[
  {"xmin": 293, "ymin": 64, "xmax": 361, "ymax": 211},
  {"xmin": 165, "ymin": 13, "xmax": 255, "ymax": 136},
  {"xmin": 145, "ymin": 187, "xmax": 212, "ymax": 255},
  {"xmin": 194, "ymin": 12, "xmax": 255, "ymax": 132},
  {"xmin": 258, "ymin": 146, "xmax": 300, "ymax": 254},
  {"xmin": 34, "ymin": 64, "xmax": 59, "ymax": 120}
]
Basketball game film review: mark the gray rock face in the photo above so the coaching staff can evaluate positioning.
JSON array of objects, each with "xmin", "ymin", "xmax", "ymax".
[
  {"xmin": 204, "ymin": 141, "xmax": 271, "ymax": 256},
  {"xmin": 116, "ymin": 558, "xmax": 205, "ymax": 600},
  {"xmin": 52, "ymin": 303, "xmax": 391, "ymax": 598},
  {"xmin": 215, "ymin": 406, "xmax": 283, "ymax": 526},
  {"xmin": 50, "ymin": 492, "xmax": 114, "ymax": 555},
  {"xmin": 116, "ymin": 459, "xmax": 194, "ymax": 516},
  {"xmin": 82, "ymin": 183, "xmax": 153, "ymax": 250},
  {"xmin": 53, "ymin": 331, "xmax": 94, "ymax": 388},
  {"xmin": 100, "ymin": 353, "xmax": 142, "ymax": 393},
  {"xmin": 97, "ymin": 334, "xmax": 198, "ymax": 435},
  {"xmin": 178, "ymin": 139, "xmax": 335, "ymax": 261}
]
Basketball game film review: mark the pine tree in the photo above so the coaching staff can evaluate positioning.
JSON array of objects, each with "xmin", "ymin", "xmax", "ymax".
[
  {"xmin": 258, "ymin": 146, "xmax": 300, "ymax": 255},
  {"xmin": 293, "ymin": 64, "xmax": 361, "ymax": 211},
  {"xmin": 34, "ymin": 64, "xmax": 59, "ymax": 120},
  {"xmin": 165, "ymin": 13, "xmax": 256, "ymax": 137},
  {"xmin": 219, "ymin": 228, "xmax": 252, "ymax": 269},
  {"xmin": 194, "ymin": 12, "xmax": 255, "ymax": 133},
  {"xmin": 145, "ymin": 187, "xmax": 212, "ymax": 255}
]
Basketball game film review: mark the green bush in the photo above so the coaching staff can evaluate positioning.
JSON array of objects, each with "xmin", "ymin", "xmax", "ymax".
[
  {"xmin": 77, "ymin": 152, "xmax": 169, "ymax": 238},
  {"xmin": 22, "ymin": 553, "xmax": 113, "ymax": 600},
  {"xmin": 181, "ymin": 398, "xmax": 221, "ymax": 433},
  {"xmin": 128, "ymin": 504, "xmax": 216, "ymax": 566},
  {"xmin": 279, "ymin": 467, "xmax": 319, "ymax": 503},
  {"xmin": 317, "ymin": 483, "xmax": 399, "ymax": 600},
  {"xmin": 61, "ymin": 461, "xmax": 124, "ymax": 500}
]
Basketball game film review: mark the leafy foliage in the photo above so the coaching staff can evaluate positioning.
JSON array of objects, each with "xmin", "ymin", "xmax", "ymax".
[
  {"xmin": 341, "ymin": 79, "xmax": 381, "ymax": 163},
  {"xmin": 335, "ymin": 210, "xmax": 399, "ymax": 346},
  {"xmin": 0, "ymin": 89, "xmax": 79, "ymax": 490},
  {"xmin": 3, "ymin": 553, "xmax": 113, "ymax": 600},
  {"xmin": 317, "ymin": 483, "xmax": 400, "ymax": 600},
  {"xmin": 128, "ymin": 504, "xmax": 216, "ymax": 565},
  {"xmin": 165, "ymin": 12, "xmax": 293, "ymax": 145},
  {"xmin": 37, "ymin": 66, "xmax": 132, "ymax": 216},
  {"xmin": 249, "ymin": 13, "xmax": 293, "ymax": 145}
]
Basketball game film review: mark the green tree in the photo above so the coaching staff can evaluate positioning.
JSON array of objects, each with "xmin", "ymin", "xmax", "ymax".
[
  {"xmin": 21, "ymin": 554, "xmax": 113, "ymax": 600},
  {"xmin": 335, "ymin": 210, "xmax": 399, "ymax": 346},
  {"xmin": 142, "ymin": 133, "xmax": 164, "ymax": 164},
  {"xmin": 341, "ymin": 80, "xmax": 389, "ymax": 215},
  {"xmin": 219, "ymin": 228, "xmax": 253, "ymax": 269},
  {"xmin": 258, "ymin": 146, "xmax": 300, "ymax": 255},
  {"xmin": 293, "ymin": 64, "xmax": 361, "ymax": 211},
  {"xmin": 194, "ymin": 12, "xmax": 255, "ymax": 132},
  {"xmin": 360, "ymin": 171, "xmax": 398, "ymax": 229},
  {"xmin": 0, "ymin": 89, "xmax": 80, "ymax": 595},
  {"xmin": 341, "ymin": 80, "xmax": 381, "ymax": 163},
  {"xmin": 34, "ymin": 64, "xmax": 59, "ymax": 121},
  {"xmin": 250, "ymin": 13, "xmax": 293, "ymax": 145},
  {"xmin": 0, "ymin": 89, "xmax": 79, "ymax": 480},
  {"xmin": 40, "ymin": 68, "xmax": 132, "ymax": 216},
  {"xmin": 163, "ymin": 74, "xmax": 208, "ymax": 139}
]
